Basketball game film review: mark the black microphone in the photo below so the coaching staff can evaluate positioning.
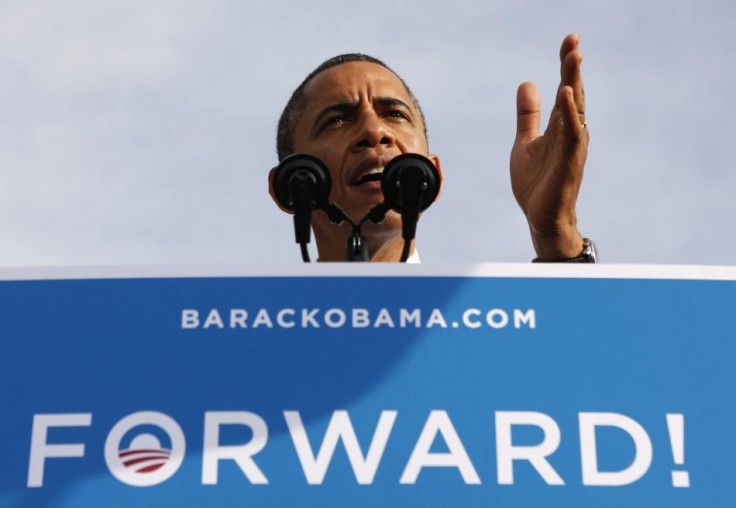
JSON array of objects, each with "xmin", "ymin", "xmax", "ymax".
[
  {"xmin": 380, "ymin": 153, "xmax": 440, "ymax": 261},
  {"xmin": 273, "ymin": 154, "xmax": 332, "ymax": 261}
]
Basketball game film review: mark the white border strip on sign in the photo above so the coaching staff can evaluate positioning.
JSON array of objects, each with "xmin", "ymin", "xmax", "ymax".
[{"xmin": 0, "ymin": 263, "xmax": 735, "ymax": 281}]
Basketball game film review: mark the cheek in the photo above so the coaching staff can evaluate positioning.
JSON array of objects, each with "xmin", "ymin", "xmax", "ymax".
[
  {"xmin": 396, "ymin": 127, "xmax": 429, "ymax": 154},
  {"xmin": 320, "ymin": 148, "xmax": 348, "ymax": 187}
]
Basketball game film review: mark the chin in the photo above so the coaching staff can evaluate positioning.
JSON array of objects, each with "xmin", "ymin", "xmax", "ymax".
[{"xmin": 360, "ymin": 210, "xmax": 403, "ymax": 238}]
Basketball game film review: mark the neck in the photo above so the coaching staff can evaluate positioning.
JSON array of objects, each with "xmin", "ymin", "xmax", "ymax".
[{"xmin": 313, "ymin": 219, "xmax": 414, "ymax": 262}]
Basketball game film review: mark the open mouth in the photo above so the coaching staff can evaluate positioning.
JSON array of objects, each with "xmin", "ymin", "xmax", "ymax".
[{"xmin": 353, "ymin": 168, "xmax": 384, "ymax": 186}]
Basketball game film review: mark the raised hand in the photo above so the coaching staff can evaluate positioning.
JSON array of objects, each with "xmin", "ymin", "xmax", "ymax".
[{"xmin": 510, "ymin": 34, "xmax": 589, "ymax": 260}]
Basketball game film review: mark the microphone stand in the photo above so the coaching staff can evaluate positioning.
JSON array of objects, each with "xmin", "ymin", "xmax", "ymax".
[
  {"xmin": 345, "ymin": 229, "xmax": 368, "ymax": 261},
  {"xmin": 342, "ymin": 203, "xmax": 391, "ymax": 262}
]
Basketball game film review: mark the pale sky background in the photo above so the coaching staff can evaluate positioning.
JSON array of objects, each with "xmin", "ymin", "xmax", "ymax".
[{"xmin": 1, "ymin": 0, "xmax": 734, "ymax": 266}]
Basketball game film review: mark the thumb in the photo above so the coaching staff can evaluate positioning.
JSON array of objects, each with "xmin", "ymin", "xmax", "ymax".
[{"xmin": 515, "ymin": 81, "xmax": 541, "ymax": 144}]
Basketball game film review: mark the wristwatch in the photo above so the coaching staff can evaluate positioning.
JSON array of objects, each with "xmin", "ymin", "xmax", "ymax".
[{"xmin": 532, "ymin": 238, "xmax": 598, "ymax": 263}]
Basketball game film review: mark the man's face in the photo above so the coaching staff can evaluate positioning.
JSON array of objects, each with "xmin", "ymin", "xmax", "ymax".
[{"xmin": 289, "ymin": 61, "xmax": 440, "ymax": 226}]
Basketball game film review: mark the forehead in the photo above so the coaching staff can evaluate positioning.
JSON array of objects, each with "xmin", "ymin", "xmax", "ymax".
[{"xmin": 300, "ymin": 61, "xmax": 414, "ymax": 115}]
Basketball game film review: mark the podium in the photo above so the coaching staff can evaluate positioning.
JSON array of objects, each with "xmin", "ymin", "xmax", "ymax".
[{"xmin": 2, "ymin": 264, "xmax": 734, "ymax": 506}]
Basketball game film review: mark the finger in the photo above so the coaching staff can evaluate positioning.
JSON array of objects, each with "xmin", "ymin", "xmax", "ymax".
[
  {"xmin": 562, "ymin": 49, "xmax": 585, "ymax": 116},
  {"xmin": 516, "ymin": 81, "xmax": 541, "ymax": 143},
  {"xmin": 557, "ymin": 34, "xmax": 584, "ymax": 114},
  {"xmin": 558, "ymin": 85, "xmax": 586, "ymax": 142},
  {"xmin": 559, "ymin": 33, "xmax": 579, "ymax": 68}
]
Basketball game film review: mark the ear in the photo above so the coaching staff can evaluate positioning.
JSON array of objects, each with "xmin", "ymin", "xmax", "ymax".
[
  {"xmin": 428, "ymin": 154, "xmax": 443, "ymax": 201},
  {"xmin": 268, "ymin": 166, "xmax": 294, "ymax": 215}
]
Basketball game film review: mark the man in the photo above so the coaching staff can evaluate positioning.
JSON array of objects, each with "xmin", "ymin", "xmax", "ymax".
[{"xmin": 269, "ymin": 34, "xmax": 592, "ymax": 263}]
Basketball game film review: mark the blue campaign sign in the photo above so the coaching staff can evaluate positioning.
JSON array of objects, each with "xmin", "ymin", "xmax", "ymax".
[{"xmin": 1, "ymin": 264, "xmax": 735, "ymax": 507}]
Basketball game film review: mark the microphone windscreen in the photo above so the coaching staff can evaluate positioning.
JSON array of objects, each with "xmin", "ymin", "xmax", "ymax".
[
  {"xmin": 381, "ymin": 153, "xmax": 440, "ymax": 213},
  {"xmin": 273, "ymin": 154, "xmax": 331, "ymax": 211}
]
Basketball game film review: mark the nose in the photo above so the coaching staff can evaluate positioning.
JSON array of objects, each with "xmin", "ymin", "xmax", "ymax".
[{"xmin": 353, "ymin": 111, "xmax": 394, "ymax": 150}]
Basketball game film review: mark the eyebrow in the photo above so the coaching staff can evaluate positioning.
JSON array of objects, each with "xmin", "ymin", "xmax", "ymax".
[
  {"xmin": 312, "ymin": 101, "xmax": 356, "ymax": 130},
  {"xmin": 311, "ymin": 96, "xmax": 414, "ymax": 132},
  {"xmin": 376, "ymin": 97, "xmax": 412, "ymax": 112}
]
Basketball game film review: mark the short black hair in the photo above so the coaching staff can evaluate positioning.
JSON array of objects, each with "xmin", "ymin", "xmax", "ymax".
[{"xmin": 276, "ymin": 53, "xmax": 427, "ymax": 161}]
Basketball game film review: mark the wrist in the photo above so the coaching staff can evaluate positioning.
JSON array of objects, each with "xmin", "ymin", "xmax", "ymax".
[
  {"xmin": 533, "ymin": 237, "xmax": 597, "ymax": 263},
  {"xmin": 530, "ymin": 226, "xmax": 584, "ymax": 261}
]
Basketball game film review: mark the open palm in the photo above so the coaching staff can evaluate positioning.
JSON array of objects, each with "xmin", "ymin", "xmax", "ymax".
[{"xmin": 511, "ymin": 34, "xmax": 589, "ymax": 260}]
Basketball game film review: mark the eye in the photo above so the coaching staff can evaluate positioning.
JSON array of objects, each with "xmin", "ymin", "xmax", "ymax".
[
  {"xmin": 385, "ymin": 110, "xmax": 408, "ymax": 120},
  {"xmin": 321, "ymin": 115, "xmax": 347, "ymax": 131}
]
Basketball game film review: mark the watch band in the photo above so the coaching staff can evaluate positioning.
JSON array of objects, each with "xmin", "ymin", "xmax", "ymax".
[{"xmin": 532, "ymin": 238, "xmax": 598, "ymax": 263}]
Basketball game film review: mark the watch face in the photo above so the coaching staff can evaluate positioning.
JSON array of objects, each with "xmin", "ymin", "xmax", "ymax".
[{"xmin": 583, "ymin": 238, "xmax": 598, "ymax": 263}]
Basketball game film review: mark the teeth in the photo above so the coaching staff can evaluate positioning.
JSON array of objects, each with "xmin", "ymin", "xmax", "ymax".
[
  {"xmin": 356, "ymin": 166, "xmax": 385, "ymax": 185},
  {"xmin": 354, "ymin": 165, "xmax": 386, "ymax": 186}
]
